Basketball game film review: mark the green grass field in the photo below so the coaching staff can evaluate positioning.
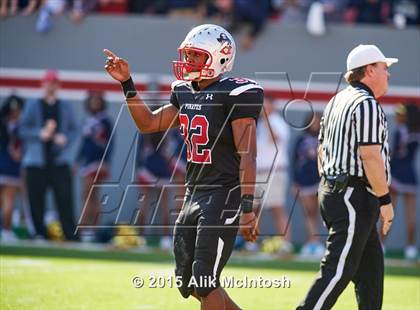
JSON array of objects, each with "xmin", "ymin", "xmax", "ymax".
[{"xmin": 1, "ymin": 245, "xmax": 419, "ymax": 310}]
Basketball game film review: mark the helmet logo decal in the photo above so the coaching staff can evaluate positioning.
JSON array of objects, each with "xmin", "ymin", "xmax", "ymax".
[
  {"xmin": 220, "ymin": 45, "xmax": 232, "ymax": 55},
  {"xmin": 217, "ymin": 33, "xmax": 232, "ymax": 45}
]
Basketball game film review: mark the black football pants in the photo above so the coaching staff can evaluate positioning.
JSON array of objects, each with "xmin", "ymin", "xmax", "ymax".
[{"xmin": 297, "ymin": 177, "xmax": 384, "ymax": 310}]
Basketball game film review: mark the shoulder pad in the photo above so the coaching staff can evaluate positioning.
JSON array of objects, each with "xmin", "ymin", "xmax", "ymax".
[
  {"xmin": 171, "ymin": 80, "xmax": 188, "ymax": 91},
  {"xmin": 220, "ymin": 77, "xmax": 263, "ymax": 96},
  {"xmin": 228, "ymin": 82, "xmax": 263, "ymax": 96}
]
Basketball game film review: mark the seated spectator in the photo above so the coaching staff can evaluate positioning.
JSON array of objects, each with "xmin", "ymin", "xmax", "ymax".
[
  {"xmin": 68, "ymin": 0, "xmax": 98, "ymax": 22},
  {"xmin": 321, "ymin": 0, "xmax": 349, "ymax": 22},
  {"xmin": 0, "ymin": 0, "xmax": 38, "ymax": 18},
  {"xmin": 209, "ymin": 0, "xmax": 233, "ymax": 22},
  {"xmin": 36, "ymin": 0, "xmax": 97, "ymax": 33},
  {"xmin": 345, "ymin": 0, "xmax": 390, "ymax": 24},
  {"xmin": 293, "ymin": 112, "xmax": 325, "ymax": 259},
  {"xmin": 76, "ymin": 91, "xmax": 113, "ymax": 242},
  {"xmin": 127, "ymin": 0, "xmax": 168, "ymax": 15},
  {"xmin": 35, "ymin": 0, "xmax": 66, "ymax": 32},
  {"xmin": 273, "ymin": 0, "xmax": 312, "ymax": 24},
  {"xmin": 167, "ymin": 0, "xmax": 206, "ymax": 18},
  {"xmin": 216, "ymin": 0, "xmax": 271, "ymax": 50},
  {"xmin": 0, "ymin": 95, "xmax": 24, "ymax": 242},
  {"xmin": 19, "ymin": 70, "xmax": 79, "ymax": 241},
  {"xmin": 389, "ymin": 0, "xmax": 420, "ymax": 27},
  {"xmin": 96, "ymin": 0, "xmax": 128, "ymax": 14}
]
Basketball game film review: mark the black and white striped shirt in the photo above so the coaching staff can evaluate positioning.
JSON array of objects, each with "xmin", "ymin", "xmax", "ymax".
[{"xmin": 319, "ymin": 82, "xmax": 391, "ymax": 184}]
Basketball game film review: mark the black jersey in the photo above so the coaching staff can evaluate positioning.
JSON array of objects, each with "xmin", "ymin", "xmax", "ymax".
[{"xmin": 170, "ymin": 77, "xmax": 264, "ymax": 190}]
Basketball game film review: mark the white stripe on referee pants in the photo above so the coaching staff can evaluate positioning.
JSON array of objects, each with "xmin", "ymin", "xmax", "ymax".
[
  {"xmin": 314, "ymin": 187, "xmax": 356, "ymax": 310},
  {"xmin": 213, "ymin": 238, "xmax": 225, "ymax": 278}
]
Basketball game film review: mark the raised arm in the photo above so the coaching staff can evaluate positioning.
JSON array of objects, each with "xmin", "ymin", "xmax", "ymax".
[{"xmin": 103, "ymin": 49, "xmax": 179, "ymax": 133}]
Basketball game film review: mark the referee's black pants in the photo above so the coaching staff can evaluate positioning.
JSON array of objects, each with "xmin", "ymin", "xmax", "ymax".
[{"xmin": 297, "ymin": 177, "xmax": 383, "ymax": 310}]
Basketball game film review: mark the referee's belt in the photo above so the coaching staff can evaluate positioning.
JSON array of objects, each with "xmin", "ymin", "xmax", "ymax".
[{"xmin": 322, "ymin": 174, "xmax": 370, "ymax": 193}]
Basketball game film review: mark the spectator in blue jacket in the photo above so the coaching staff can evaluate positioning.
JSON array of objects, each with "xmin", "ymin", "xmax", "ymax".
[
  {"xmin": 19, "ymin": 70, "xmax": 78, "ymax": 241},
  {"xmin": 214, "ymin": 0, "xmax": 271, "ymax": 50}
]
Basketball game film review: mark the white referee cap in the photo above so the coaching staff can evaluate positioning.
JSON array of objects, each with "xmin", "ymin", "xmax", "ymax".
[{"xmin": 346, "ymin": 44, "xmax": 398, "ymax": 71}]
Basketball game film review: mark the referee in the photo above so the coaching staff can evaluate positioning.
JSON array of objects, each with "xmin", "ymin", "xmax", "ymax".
[{"xmin": 297, "ymin": 45, "xmax": 397, "ymax": 310}]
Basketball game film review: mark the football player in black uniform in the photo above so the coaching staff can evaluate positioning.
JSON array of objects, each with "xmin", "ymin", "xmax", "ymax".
[{"xmin": 104, "ymin": 24, "xmax": 263, "ymax": 309}]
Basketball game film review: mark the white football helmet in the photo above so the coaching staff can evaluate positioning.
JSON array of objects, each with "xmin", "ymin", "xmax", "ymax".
[{"xmin": 172, "ymin": 24, "xmax": 236, "ymax": 81}]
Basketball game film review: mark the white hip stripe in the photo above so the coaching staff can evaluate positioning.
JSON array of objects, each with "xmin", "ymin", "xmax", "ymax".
[
  {"xmin": 224, "ymin": 208, "xmax": 241, "ymax": 225},
  {"xmin": 314, "ymin": 187, "xmax": 356, "ymax": 310},
  {"xmin": 213, "ymin": 237, "xmax": 225, "ymax": 278}
]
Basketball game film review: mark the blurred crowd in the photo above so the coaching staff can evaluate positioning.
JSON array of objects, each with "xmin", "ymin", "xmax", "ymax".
[
  {"xmin": 0, "ymin": 70, "xmax": 419, "ymax": 261},
  {"xmin": 1, "ymin": 0, "xmax": 419, "ymax": 48}
]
